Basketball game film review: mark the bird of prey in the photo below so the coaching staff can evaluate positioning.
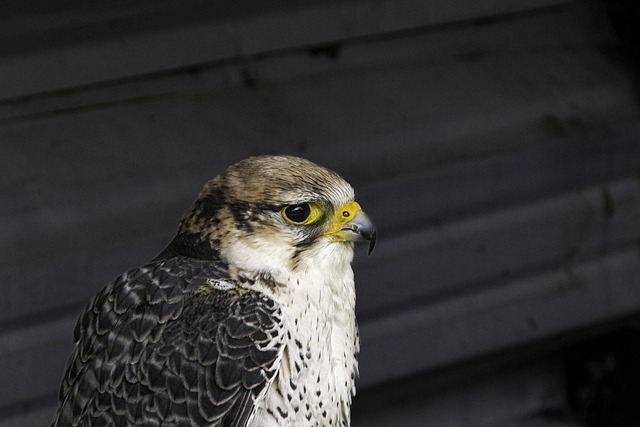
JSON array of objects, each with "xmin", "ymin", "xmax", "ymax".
[{"xmin": 52, "ymin": 155, "xmax": 376, "ymax": 427}]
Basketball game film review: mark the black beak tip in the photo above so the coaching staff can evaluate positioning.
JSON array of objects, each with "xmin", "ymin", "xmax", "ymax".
[{"xmin": 367, "ymin": 231, "xmax": 377, "ymax": 255}]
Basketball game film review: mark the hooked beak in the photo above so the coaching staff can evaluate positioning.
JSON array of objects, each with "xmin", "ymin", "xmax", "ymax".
[{"xmin": 339, "ymin": 210, "xmax": 377, "ymax": 255}]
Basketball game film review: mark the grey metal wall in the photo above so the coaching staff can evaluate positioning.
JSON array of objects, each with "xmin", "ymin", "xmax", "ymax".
[{"xmin": 1, "ymin": 1, "xmax": 639, "ymax": 425}]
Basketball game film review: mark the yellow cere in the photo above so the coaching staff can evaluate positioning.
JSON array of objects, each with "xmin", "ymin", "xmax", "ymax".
[{"xmin": 324, "ymin": 201, "xmax": 362, "ymax": 236}]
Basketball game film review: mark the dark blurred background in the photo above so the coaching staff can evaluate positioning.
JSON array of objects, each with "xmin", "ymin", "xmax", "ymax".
[{"xmin": 1, "ymin": 1, "xmax": 640, "ymax": 426}]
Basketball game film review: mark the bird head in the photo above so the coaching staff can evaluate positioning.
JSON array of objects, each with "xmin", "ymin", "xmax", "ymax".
[{"xmin": 167, "ymin": 155, "xmax": 376, "ymax": 276}]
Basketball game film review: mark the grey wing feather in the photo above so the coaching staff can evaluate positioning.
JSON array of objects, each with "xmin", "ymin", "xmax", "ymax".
[{"xmin": 52, "ymin": 257, "xmax": 284, "ymax": 427}]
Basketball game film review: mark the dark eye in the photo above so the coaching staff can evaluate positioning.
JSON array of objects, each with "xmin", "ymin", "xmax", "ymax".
[{"xmin": 283, "ymin": 203, "xmax": 311, "ymax": 224}]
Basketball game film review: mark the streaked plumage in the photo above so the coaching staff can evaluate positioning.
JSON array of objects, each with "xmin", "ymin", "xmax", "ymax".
[{"xmin": 52, "ymin": 155, "xmax": 375, "ymax": 427}]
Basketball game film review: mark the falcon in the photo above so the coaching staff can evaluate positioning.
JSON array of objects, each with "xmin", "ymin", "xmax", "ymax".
[{"xmin": 52, "ymin": 155, "xmax": 376, "ymax": 427}]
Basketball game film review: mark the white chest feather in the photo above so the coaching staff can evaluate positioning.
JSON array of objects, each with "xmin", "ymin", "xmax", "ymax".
[{"xmin": 252, "ymin": 243, "xmax": 359, "ymax": 427}]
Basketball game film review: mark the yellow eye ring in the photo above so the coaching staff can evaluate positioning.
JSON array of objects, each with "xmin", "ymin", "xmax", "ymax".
[{"xmin": 281, "ymin": 203, "xmax": 323, "ymax": 225}]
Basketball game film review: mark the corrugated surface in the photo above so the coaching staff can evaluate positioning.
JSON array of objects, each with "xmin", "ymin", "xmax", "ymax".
[
  {"xmin": 0, "ymin": 0, "xmax": 569, "ymax": 100},
  {"xmin": 1, "ymin": 1, "xmax": 639, "ymax": 425}
]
